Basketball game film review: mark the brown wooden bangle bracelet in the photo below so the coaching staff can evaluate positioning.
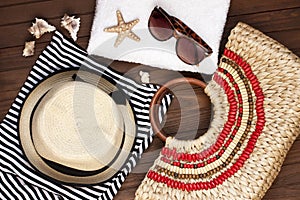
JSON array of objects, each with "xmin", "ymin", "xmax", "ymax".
[{"xmin": 150, "ymin": 77, "xmax": 207, "ymax": 142}]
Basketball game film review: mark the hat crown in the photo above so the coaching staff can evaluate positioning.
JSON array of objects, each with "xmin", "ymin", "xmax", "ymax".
[{"xmin": 32, "ymin": 81, "xmax": 124, "ymax": 171}]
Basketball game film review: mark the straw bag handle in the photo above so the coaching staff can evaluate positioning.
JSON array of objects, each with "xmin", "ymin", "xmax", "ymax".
[{"xmin": 150, "ymin": 77, "xmax": 207, "ymax": 142}]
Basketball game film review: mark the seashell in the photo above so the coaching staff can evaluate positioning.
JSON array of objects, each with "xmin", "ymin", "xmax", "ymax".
[
  {"xmin": 28, "ymin": 18, "xmax": 56, "ymax": 39},
  {"xmin": 22, "ymin": 41, "xmax": 35, "ymax": 57},
  {"xmin": 61, "ymin": 14, "xmax": 80, "ymax": 41},
  {"xmin": 139, "ymin": 71, "xmax": 150, "ymax": 83}
]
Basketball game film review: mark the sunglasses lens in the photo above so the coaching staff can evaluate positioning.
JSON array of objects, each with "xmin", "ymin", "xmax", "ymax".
[
  {"xmin": 176, "ymin": 37, "xmax": 206, "ymax": 65},
  {"xmin": 149, "ymin": 10, "xmax": 173, "ymax": 41}
]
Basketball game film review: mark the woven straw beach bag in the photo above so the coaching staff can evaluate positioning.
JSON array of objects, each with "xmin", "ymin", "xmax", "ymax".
[{"xmin": 135, "ymin": 22, "xmax": 300, "ymax": 200}]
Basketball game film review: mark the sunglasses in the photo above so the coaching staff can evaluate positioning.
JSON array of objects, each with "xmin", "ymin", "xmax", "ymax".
[{"xmin": 148, "ymin": 6, "xmax": 213, "ymax": 65}]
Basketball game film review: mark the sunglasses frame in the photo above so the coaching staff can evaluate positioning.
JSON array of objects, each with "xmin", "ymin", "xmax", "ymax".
[{"xmin": 148, "ymin": 6, "xmax": 213, "ymax": 65}]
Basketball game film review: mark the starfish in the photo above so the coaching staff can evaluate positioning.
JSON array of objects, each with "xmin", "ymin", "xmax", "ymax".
[{"xmin": 104, "ymin": 10, "xmax": 140, "ymax": 47}]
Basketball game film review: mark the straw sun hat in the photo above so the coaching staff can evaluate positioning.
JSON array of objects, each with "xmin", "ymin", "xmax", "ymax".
[{"xmin": 19, "ymin": 70, "xmax": 136, "ymax": 185}]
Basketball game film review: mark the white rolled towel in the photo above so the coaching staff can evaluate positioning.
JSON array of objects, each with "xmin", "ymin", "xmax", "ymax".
[{"xmin": 88, "ymin": 0, "xmax": 231, "ymax": 74}]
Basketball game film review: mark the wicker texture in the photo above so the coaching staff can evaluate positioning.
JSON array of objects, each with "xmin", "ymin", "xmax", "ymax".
[
  {"xmin": 135, "ymin": 22, "xmax": 300, "ymax": 200},
  {"xmin": 19, "ymin": 70, "xmax": 136, "ymax": 184}
]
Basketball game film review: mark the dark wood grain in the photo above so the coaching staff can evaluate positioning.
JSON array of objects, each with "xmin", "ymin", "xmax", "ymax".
[
  {"xmin": 0, "ymin": 14, "xmax": 93, "ymax": 49},
  {"xmin": 229, "ymin": 0, "xmax": 300, "ymax": 16},
  {"xmin": 0, "ymin": 0, "xmax": 47, "ymax": 8},
  {"xmin": 226, "ymin": 7, "xmax": 300, "ymax": 33},
  {"xmin": 0, "ymin": 0, "xmax": 299, "ymax": 199},
  {"xmin": 0, "ymin": 0, "xmax": 95, "ymax": 25},
  {"xmin": 0, "ymin": 36, "xmax": 90, "ymax": 71},
  {"xmin": 267, "ymin": 29, "xmax": 300, "ymax": 49}
]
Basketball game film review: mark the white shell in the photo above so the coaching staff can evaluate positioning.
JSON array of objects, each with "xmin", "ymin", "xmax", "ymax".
[
  {"xmin": 61, "ymin": 14, "xmax": 80, "ymax": 41},
  {"xmin": 22, "ymin": 41, "xmax": 35, "ymax": 57},
  {"xmin": 139, "ymin": 71, "xmax": 150, "ymax": 83},
  {"xmin": 28, "ymin": 18, "xmax": 56, "ymax": 39}
]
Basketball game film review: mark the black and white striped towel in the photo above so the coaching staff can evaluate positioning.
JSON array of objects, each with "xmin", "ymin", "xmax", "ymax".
[{"xmin": 0, "ymin": 31, "xmax": 172, "ymax": 200}]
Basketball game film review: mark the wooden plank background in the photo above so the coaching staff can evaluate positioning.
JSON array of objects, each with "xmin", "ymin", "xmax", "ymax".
[{"xmin": 0, "ymin": 0, "xmax": 299, "ymax": 199}]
